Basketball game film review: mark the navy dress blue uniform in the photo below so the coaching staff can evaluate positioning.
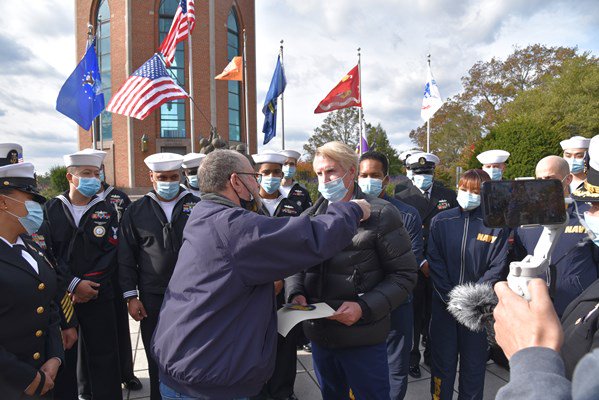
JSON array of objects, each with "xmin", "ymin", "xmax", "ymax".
[
  {"xmin": 383, "ymin": 194, "xmax": 423, "ymax": 400},
  {"xmin": 395, "ymin": 180, "xmax": 458, "ymax": 368},
  {"xmin": 43, "ymin": 192, "xmax": 122, "ymax": 400},
  {"xmin": 512, "ymin": 203, "xmax": 599, "ymax": 317},
  {"xmin": 283, "ymin": 182, "xmax": 312, "ymax": 212},
  {"xmin": 428, "ymin": 206, "xmax": 509, "ymax": 400},
  {"xmin": 118, "ymin": 189, "xmax": 199, "ymax": 400}
]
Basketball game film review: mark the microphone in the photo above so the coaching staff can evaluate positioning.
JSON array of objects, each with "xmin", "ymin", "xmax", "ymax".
[{"xmin": 447, "ymin": 283, "xmax": 498, "ymax": 344}]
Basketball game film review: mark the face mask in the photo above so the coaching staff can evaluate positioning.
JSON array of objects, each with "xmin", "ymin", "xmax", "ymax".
[
  {"xmin": 566, "ymin": 158, "xmax": 585, "ymax": 174},
  {"xmin": 259, "ymin": 176, "xmax": 281, "ymax": 195},
  {"xmin": 187, "ymin": 175, "xmax": 199, "ymax": 189},
  {"xmin": 406, "ymin": 170, "xmax": 414, "ymax": 179},
  {"xmin": 358, "ymin": 177, "xmax": 384, "ymax": 197},
  {"xmin": 412, "ymin": 174, "xmax": 433, "ymax": 191},
  {"xmin": 155, "ymin": 181, "xmax": 180, "ymax": 201},
  {"xmin": 236, "ymin": 175, "xmax": 262, "ymax": 212},
  {"xmin": 282, "ymin": 165, "xmax": 296, "ymax": 179},
  {"xmin": 457, "ymin": 190, "xmax": 481, "ymax": 211},
  {"xmin": 483, "ymin": 167, "xmax": 503, "ymax": 181},
  {"xmin": 99, "ymin": 170, "xmax": 105, "ymax": 182},
  {"xmin": 318, "ymin": 173, "xmax": 349, "ymax": 203},
  {"xmin": 75, "ymin": 176, "xmax": 101, "ymax": 197},
  {"xmin": 2, "ymin": 196, "xmax": 44, "ymax": 235},
  {"xmin": 583, "ymin": 212, "xmax": 599, "ymax": 247}
]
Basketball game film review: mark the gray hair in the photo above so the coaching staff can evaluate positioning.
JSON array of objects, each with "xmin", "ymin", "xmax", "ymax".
[{"xmin": 198, "ymin": 149, "xmax": 249, "ymax": 193}]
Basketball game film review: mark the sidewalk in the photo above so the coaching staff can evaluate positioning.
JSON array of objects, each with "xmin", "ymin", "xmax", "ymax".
[{"xmin": 122, "ymin": 317, "xmax": 508, "ymax": 399}]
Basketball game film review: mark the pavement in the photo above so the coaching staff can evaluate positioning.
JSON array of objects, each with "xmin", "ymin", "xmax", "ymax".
[{"xmin": 122, "ymin": 317, "xmax": 509, "ymax": 399}]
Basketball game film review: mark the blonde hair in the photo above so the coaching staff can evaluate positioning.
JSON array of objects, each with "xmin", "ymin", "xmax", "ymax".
[{"xmin": 314, "ymin": 141, "xmax": 358, "ymax": 172}]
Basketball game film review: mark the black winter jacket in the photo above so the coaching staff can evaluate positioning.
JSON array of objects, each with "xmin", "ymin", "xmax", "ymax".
[{"xmin": 286, "ymin": 184, "xmax": 418, "ymax": 348}]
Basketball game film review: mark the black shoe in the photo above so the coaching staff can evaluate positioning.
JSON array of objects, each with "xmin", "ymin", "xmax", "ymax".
[
  {"xmin": 409, "ymin": 364, "xmax": 421, "ymax": 379},
  {"xmin": 123, "ymin": 376, "xmax": 143, "ymax": 391},
  {"xmin": 302, "ymin": 343, "xmax": 312, "ymax": 353}
]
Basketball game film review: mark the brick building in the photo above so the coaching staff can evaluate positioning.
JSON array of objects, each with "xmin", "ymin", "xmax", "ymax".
[{"xmin": 76, "ymin": 0, "xmax": 256, "ymax": 191}]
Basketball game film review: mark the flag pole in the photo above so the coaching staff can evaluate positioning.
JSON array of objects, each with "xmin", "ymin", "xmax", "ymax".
[
  {"xmin": 188, "ymin": 33, "xmax": 196, "ymax": 152},
  {"xmin": 242, "ymin": 29, "xmax": 250, "ymax": 153},
  {"xmin": 426, "ymin": 54, "xmax": 431, "ymax": 153},
  {"xmin": 86, "ymin": 24, "xmax": 97, "ymax": 150},
  {"xmin": 280, "ymin": 39, "xmax": 285, "ymax": 150},
  {"xmin": 358, "ymin": 47, "xmax": 363, "ymax": 156}
]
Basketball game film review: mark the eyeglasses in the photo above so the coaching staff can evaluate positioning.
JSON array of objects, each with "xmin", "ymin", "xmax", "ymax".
[{"xmin": 234, "ymin": 172, "xmax": 263, "ymax": 182}]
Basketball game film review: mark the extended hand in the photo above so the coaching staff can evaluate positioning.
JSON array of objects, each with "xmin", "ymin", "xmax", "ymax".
[
  {"xmin": 350, "ymin": 199, "xmax": 371, "ymax": 221},
  {"xmin": 328, "ymin": 301, "xmax": 363, "ymax": 326},
  {"xmin": 128, "ymin": 298, "xmax": 148, "ymax": 321}
]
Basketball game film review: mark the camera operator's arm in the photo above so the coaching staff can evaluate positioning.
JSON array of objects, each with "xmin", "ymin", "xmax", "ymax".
[{"xmin": 494, "ymin": 279, "xmax": 571, "ymax": 400}]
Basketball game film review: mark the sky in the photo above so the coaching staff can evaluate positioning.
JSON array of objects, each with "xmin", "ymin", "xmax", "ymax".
[{"xmin": 0, "ymin": 0, "xmax": 598, "ymax": 173}]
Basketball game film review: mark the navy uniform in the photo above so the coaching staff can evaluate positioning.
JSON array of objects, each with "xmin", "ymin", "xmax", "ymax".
[
  {"xmin": 0, "ymin": 162, "xmax": 64, "ymax": 399},
  {"xmin": 44, "ymin": 151, "xmax": 122, "ymax": 400},
  {"xmin": 477, "ymin": 149, "xmax": 510, "ymax": 181},
  {"xmin": 181, "ymin": 152, "xmax": 205, "ymax": 198},
  {"xmin": 428, "ymin": 205, "xmax": 509, "ymax": 400},
  {"xmin": 118, "ymin": 153, "xmax": 199, "ymax": 400},
  {"xmin": 561, "ymin": 136, "xmax": 591, "ymax": 193},
  {"xmin": 394, "ymin": 153, "xmax": 458, "ymax": 375},
  {"xmin": 278, "ymin": 149, "xmax": 312, "ymax": 212}
]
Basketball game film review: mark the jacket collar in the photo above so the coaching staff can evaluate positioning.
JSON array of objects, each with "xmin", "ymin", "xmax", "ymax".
[
  {"xmin": 0, "ymin": 236, "xmax": 43, "ymax": 280},
  {"xmin": 200, "ymin": 193, "xmax": 239, "ymax": 209}
]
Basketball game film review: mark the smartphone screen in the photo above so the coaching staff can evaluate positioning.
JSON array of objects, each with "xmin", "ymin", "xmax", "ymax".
[{"xmin": 480, "ymin": 179, "xmax": 567, "ymax": 228}]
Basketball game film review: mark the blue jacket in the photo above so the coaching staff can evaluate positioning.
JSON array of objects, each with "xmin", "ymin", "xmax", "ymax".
[
  {"xmin": 151, "ymin": 193, "xmax": 363, "ymax": 399},
  {"xmin": 428, "ymin": 206, "xmax": 510, "ymax": 302},
  {"xmin": 384, "ymin": 194, "xmax": 425, "ymax": 266},
  {"xmin": 513, "ymin": 204, "xmax": 599, "ymax": 316}
]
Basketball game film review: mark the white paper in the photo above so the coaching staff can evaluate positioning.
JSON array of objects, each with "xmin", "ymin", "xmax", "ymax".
[{"xmin": 277, "ymin": 302, "xmax": 335, "ymax": 337}]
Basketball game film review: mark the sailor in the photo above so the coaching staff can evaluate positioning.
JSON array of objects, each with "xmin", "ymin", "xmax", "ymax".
[
  {"xmin": 278, "ymin": 149, "xmax": 312, "ymax": 212},
  {"xmin": 182, "ymin": 152, "xmax": 206, "ymax": 197},
  {"xmin": 394, "ymin": 149, "xmax": 423, "ymax": 195},
  {"xmin": 476, "ymin": 149, "xmax": 510, "ymax": 181},
  {"xmin": 43, "ymin": 150, "xmax": 122, "ymax": 399},
  {"xmin": 560, "ymin": 135, "xmax": 591, "ymax": 193},
  {"xmin": 0, "ymin": 142, "xmax": 23, "ymax": 166},
  {"xmin": 118, "ymin": 152, "xmax": 200, "ymax": 400},
  {"xmin": 0, "ymin": 162, "xmax": 64, "ymax": 399}
]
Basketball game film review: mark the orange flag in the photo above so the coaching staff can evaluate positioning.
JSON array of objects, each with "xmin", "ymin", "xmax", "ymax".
[
  {"xmin": 314, "ymin": 65, "xmax": 361, "ymax": 113},
  {"xmin": 215, "ymin": 56, "xmax": 243, "ymax": 81}
]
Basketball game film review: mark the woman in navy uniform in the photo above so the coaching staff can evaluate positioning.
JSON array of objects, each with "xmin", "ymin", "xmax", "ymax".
[
  {"xmin": 428, "ymin": 169, "xmax": 510, "ymax": 400},
  {"xmin": 0, "ymin": 162, "xmax": 64, "ymax": 399}
]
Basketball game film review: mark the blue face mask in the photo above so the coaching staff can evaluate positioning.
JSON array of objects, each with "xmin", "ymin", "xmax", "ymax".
[
  {"xmin": 318, "ymin": 172, "xmax": 349, "ymax": 203},
  {"xmin": 457, "ymin": 190, "xmax": 481, "ymax": 211},
  {"xmin": 3, "ymin": 196, "xmax": 44, "ymax": 235},
  {"xmin": 187, "ymin": 175, "xmax": 199, "ymax": 189},
  {"xmin": 75, "ymin": 176, "xmax": 101, "ymax": 197},
  {"xmin": 412, "ymin": 174, "xmax": 433, "ymax": 191},
  {"xmin": 566, "ymin": 157, "xmax": 585, "ymax": 174},
  {"xmin": 259, "ymin": 176, "xmax": 281, "ymax": 195},
  {"xmin": 483, "ymin": 167, "xmax": 503, "ymax": 181},
  {"xmin": 155, "ymin": 181, "xmax": 180, "ymax": 201},
  {"xmin": 358, "ymin": 177, "xmax": 384, "ymax": 197},
  {"xmin": 282, "ymin": 165, "xmax": 296, "ymax": 179},
  {"xmin": 99, "ymin": 170, "xmax": 105, "ymax": 182}
]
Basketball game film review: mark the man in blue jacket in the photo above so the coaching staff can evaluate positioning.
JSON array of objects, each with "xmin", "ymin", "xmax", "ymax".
[{"xmin": 151, "ymin": 149, "xmax": 371, "ymax": 400}]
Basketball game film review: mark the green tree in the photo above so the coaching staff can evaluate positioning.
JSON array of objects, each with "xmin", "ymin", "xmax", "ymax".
[
  {"xmin": 364, "ymin": 123, "xmax": 402, "ymax": 175},
  {"xmin": 41, "ymin": 165, "xmax": 69, "ymax": 199},
  {"xmin": 303, "ymin": 108, "xmax": 361, "ymax": 159}
]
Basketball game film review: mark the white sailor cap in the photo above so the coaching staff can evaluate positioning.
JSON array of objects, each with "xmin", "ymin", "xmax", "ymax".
[
  {"xmin": 476, "ymin": 149, "xmax": 510, "ymax": 165},
  {"xmin": 144, "ymin": 153, "xmax": 184, "ymax": 172},
  {"xmin": 399, "ymin": 149, "xmax": 423, "ymax": 163},
  {"xmin": 0, "ymin": 143, "xmax": 23, "ymax": 166},
  {"xmin": 182, "ymin": 153, "xmax": 206, "ymax": 169},
  {"xmin": 560, "ymin": 136, "xmax": 591, "ymax": 151},
  {"xmin": 587, "ymin": 136, "xmax": 599, "ymax": 171},
  {"xmin": 252, "ymin": 151, "xmax": 288, "ymax": 165},
  {"xmin": 279, "ymin": 149, "xmax": 301, "ymax": 161},
  {"xmin": 406, "ymin": 152, "xmax": 440, "ymax": 167},
  {"xmin": 0, "ymin": 162, "xmax": 45, "ymax": 203},
  {"xmin": 78, "ymin": 148, "xmax": 107, "ymax": 163},
  {"xmin": 63, "ymin": 150, "xmax": 103, "ymax": 169}
]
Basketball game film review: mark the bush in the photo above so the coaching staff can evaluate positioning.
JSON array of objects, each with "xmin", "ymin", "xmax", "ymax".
[{"xmin": 41, "ymin": 166, "xmax": 69, "ymax": 199}]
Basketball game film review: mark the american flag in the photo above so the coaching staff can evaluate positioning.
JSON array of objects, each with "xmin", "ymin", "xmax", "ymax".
[
  {"xmin": 159, "ymin": 0, "xmax": 196, "ymax": 67},
  {"xmin": 106, "ymin": 54, "xmax": 188, "ymax": 120}
]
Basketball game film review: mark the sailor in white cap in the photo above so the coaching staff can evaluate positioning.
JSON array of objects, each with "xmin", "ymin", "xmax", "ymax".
[
  {"xmin": 476, "ymin": 149, "xmax": 510, "ymax": 181},
  {"xmin": 0, "ymin": 143, "xmax": 23, "ymax": 166},
  {"xmin": 118, "ymin": 152, "xmax": 199, "ymax": 400},
  {"xmin": 43, "ymin": 150, "xmax": 123, "ymax": 398},
  {"xmin": 395, "ymin": 151, "xmax": 458, "ymax": 377},
  {"xmin": 561, "ymin": 135, "xmax": 591, "ymax": 193},
  {"xmin": 395, "ymin": 149, "xmax": 424, "ymax": 195},
  {"xmin": 181, "ymin": 152, "xmax": 206, "ymax": 197},
  {"xmin": 278, "ymin": 149, "xmax": 313, "ymax": 211}
]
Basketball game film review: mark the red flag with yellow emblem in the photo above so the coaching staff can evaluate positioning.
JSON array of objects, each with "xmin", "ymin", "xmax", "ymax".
[{"xmin": 314, "ymin": 65, "xmax": 361, "ymax": 113}]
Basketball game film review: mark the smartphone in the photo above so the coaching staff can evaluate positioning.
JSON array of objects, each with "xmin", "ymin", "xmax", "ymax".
[{"xmin": 480, "ymin": 179, "xmax": 567, "ymax": 228}]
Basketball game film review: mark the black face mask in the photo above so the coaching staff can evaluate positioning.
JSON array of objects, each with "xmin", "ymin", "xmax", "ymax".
[{"xmin": 233, "ymin": 175, "xmax": 261, "ymax": 213}]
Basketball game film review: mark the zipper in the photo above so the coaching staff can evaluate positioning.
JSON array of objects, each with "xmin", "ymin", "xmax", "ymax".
[{"xmin": 459, "ymin": 213, "xmax": 469, "ymax": 284}]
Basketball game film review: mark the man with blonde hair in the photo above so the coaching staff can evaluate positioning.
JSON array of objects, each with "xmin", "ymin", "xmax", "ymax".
[{"xmin": 287, "ymin": 141, "xmax": 418, "ymax": 399}]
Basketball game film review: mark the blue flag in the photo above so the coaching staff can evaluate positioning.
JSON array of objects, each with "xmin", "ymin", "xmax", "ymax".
[
  {"xmin": 262, "ymin": 56, "xmax": 286, "ymax": 145},
  {"xmin": 56, "ymin": 42, "xmax": 105, "ymax": 130}
]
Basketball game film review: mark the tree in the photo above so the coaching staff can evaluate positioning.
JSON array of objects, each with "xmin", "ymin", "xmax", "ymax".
[
  {"xmin": 365, "ymin": 123, "xmax": 402, "ymax": 175},
  {"xmin": 40, "ymin": 166, "xmax": 69, "ymax": 199},
  {"xmin": 303, "ymin": 108, "xmax": 361, "ymax": 159}
]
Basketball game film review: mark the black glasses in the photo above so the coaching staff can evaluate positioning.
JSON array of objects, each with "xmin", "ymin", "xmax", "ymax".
[{"xmin": 234, "ymin": 172, "xmax": 262, "ymax": 182}]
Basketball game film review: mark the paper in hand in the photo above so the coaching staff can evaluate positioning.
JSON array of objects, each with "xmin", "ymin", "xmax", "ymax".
[{"xmin": 277, "ymin": 302, "xmax": 335, "ymax": 337}]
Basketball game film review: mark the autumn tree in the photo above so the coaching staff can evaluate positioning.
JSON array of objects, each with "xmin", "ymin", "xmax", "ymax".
[{"xmin": 303, "ymin": 108, "xmax": 361, "ymax": 159}]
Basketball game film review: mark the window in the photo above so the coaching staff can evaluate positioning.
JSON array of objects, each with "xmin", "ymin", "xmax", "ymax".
[
  {"xmin": 159, "ymin": 0, "xmax": 186, "ymax": 138},
  {"xmin": 96, "ymin": 0, "xmax": 112, "ymax": 141},
  {"xmin": 227, "ymin": 8, "xmax": 241, "ymax": 142}
]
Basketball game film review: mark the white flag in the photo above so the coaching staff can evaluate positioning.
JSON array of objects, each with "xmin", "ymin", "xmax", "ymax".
[{"xmin": 420, "ymin": 65, "xmax": 443, "ymax": 121}]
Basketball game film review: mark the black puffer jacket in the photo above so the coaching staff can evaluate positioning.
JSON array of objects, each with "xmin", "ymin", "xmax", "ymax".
[{"xmin": 286, "ymin": 184, "xmax": 418, "ymax": 348}]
